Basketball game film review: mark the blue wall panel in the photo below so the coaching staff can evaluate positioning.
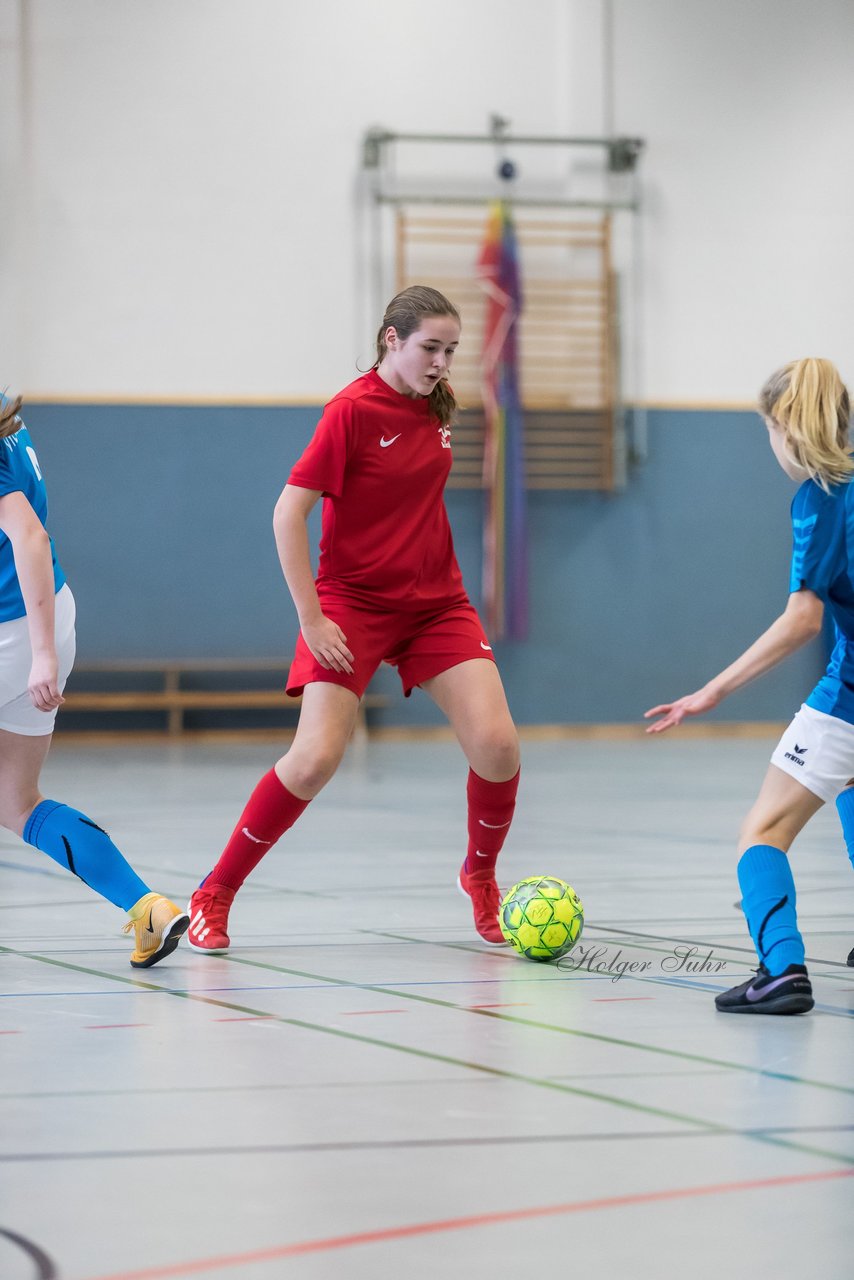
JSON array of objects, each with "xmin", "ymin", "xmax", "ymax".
[{"xmin": 23, "ymin": 402, "xmax": 824, "ymax": 725}]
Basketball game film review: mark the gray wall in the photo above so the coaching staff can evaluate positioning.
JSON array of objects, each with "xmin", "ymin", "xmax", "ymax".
[{"xmin": 26, "ymin": 401, "xmax": 823, "ymax": 726}]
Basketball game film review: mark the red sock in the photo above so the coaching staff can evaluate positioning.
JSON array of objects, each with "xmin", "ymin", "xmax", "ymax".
[
  {"xmin": 207, "ymin": 769, "xmax": 310, "ymax": 891},
  {"xmin": 465, "ymin": 766, "xmax": 520, "ymax": 874}
]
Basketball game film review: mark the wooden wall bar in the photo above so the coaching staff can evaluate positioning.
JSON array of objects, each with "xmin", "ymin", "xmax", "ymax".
[{"xmin": 396, "ymin": 209, "xmax": 618, "ymax": 490}]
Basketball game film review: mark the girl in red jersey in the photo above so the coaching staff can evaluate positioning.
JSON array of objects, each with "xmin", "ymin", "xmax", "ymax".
[{"xmin": 188, "ymin": 286, "xmax": 520, "ymax": 950}]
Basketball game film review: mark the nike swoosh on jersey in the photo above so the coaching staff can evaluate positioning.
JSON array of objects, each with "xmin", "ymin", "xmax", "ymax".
[{"xmin": 380, "ymin": 434, "xmax": 402, "ymax": 448}]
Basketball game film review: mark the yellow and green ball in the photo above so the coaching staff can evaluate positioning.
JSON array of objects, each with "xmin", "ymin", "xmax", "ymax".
[{"xmin": 499, "ymin": 876, "xmax": 584, "ymax": 961}]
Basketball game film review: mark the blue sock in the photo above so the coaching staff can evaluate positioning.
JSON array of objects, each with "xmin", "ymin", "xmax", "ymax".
[
  {"xmin": 23, "ymin": 800, "xmax": 151, "ymax": 911},
  {"xmin": 737, "ymin": 844, "xmax": 805, "ymax": 974},
  {"xmin": 836, "ymin": 787, "xmax": 854, "ymax": 872}
]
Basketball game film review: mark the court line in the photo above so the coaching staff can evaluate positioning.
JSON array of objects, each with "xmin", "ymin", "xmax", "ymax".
[
  {"xmin": 2, "ymin": 943, "xmax": 851, "ymax": 1168},
  {"xmin": 4, "ymin": 1124, "xmax": 853, "ymax": 1164},
  {"xmin": 584, "ymin": 922, "xmax": 853, "ymax": 970},
  {"xmin": 0, "ymin": 1226, "xmax": 58, "ymax": 1279},
  {"xmin": 361, "ymin": 926, "xmax": 854, "ymax": 1015},
  {"xmin": 593, "ymin": 996, "xmax": 656, "ymax": 1002},
  {"xmin": 3, "ymin": 939, "xmax": 852, "ymax": 1094},
  {"xmin": 225, "ymin": 949, "xmax": 854, "ymax": 1093},
  {"xmin": 0, "ymin": 972, "xmax": 674, "ymax": 1000},
  {"xmin": 3, "ymin": 942, "xmax": 850, "ymax": 1090},
  {"xmin": 0, "ymin": 1068, "xmax": 740, "ymax": 1101},
  {"xmin": 78, "ymin": 1168, "xmax": 854, "ymax": 1280}
]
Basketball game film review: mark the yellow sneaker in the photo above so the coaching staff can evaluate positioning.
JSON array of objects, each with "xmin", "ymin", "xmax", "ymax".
[{"xmin": 123, "ymin": 893, "xmax": 190, "ymax": 968}]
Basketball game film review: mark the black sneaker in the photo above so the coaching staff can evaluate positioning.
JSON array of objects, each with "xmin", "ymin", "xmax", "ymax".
[
  {"xmin": 847, "ymin": 945, "xmax": 854, "ymax": 969},
  {"xmin": 715, "ymin": 963, "xmax": 814, "ymax": 1015}
]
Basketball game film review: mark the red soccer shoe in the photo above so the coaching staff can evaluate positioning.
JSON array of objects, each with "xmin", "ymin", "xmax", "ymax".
[
  {"xmin": 187, "ymin": 883, "xmax": 235, "ymax": 953},
  {"xmin": 458, "ymin": 861, "xmax": 506, "ymax": 945}
]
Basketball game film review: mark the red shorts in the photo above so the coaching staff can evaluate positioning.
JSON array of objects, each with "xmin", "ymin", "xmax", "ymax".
[{"xmin": 286, "ymin": 598, "xmax": 496, "ymax": 699}]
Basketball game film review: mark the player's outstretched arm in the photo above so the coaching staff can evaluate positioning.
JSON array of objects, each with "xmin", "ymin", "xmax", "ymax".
[
  {"xmin": 644, "ymin": 686, "xmax": 721, "ymax": 733},
  {"xmin": 644, "ymin": 588, "xmax": 824, "ymax": 734}
]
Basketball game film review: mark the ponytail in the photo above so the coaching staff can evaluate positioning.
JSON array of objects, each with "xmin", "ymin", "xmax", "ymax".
[
  {"xmin": 0, "ymin": 393, "xmax": 23, "ymax": 441},
  {"xmin": 759, "ymin": 358, "xmax": 852, "ymax": 492}
]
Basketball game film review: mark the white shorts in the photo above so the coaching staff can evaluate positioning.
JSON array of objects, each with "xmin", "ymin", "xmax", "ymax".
[
  {"xmin": 0, "ymin": 584, "xmax": 77, "ymax": 736},
  {"xmin": 770, "ymin": 703, "xmax": 854, "ymax": 803}
]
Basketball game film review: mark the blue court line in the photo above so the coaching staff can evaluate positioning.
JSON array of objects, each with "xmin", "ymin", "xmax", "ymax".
[
  {"xmin": 2, "ymin": 969, "xmax": 852, "ymax": 1016},
  {"xmin": 3, "ymin": 943, "xmax": 853, "ymax": 1164}
]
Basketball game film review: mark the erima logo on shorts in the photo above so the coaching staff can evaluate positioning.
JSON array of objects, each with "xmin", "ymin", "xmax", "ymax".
[{"xmin": 784, "ymin": 743, "xmax": 808, "ymax": 766}]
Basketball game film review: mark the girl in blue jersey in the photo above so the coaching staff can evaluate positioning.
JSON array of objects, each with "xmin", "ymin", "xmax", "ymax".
[
  {"xmin": 645, "ymin": 357, "xmax": 853, "ymax": 1015},
  {"xmin": 0, "ymin": 394, "xmax": 188, "ymax": 967}
]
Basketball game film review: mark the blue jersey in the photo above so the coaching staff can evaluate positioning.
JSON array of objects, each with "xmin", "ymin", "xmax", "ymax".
[
  {"xmin": 0, "ymin": 409, "xmax": 66, "ymax": 622},
  {"xmin": 789, "ymin": 476, "xmax": 854, "ymax": 723}
]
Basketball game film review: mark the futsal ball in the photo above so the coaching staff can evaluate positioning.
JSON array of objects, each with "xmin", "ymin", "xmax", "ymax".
[{"xmin": 499, "ymin": 876, "xmax": 584, "ymax": 962}]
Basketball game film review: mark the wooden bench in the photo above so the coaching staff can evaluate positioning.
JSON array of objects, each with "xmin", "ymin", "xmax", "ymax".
[{"xmin": 58, "ymin": 659, "xmax": 390, "ymax": 742}]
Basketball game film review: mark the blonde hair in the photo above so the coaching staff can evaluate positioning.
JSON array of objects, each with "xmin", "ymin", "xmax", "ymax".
[
  {"xmin": 759, "ymin": 358, "xmax": 852, "ymax": 492},
  {"xmin": 0, "ymin": 393, "xmax": 23, "ymax": 441},
  {"xmin": 373, "ymin": 285, "xmax": 460, "ymax": 425}
]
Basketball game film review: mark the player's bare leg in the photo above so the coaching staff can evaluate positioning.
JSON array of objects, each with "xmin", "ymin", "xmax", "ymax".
[
  {"xmin": 188, "ymin": 683, "xmax": 360, "ymax": 953},
  {"xmin": 423, "ymin": 658, "xmax": 519, "ymax": 783},
  {"xmin": 0, "ymin": 728, "xmax": 51, "ymax": 835},
  {"xmin": 737, "ymin": 763, "xmax": 824, "ymax": 855},
  {"xmin": 718, "ymin": 766, "xmax": 820, "ymax": 1014},
  {"xmin": 424, "ymin": 660, "xmax": 520, "ymax": 943},
  {"xmin": 275, "ymin": 681, "xmax": 361, "ymax": 797},
  {"xmin": 0, "ymin": 729, "xmax": 188, "ymax": 967}
]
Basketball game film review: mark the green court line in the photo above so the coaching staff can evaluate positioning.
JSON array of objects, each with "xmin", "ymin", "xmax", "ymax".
[
  {"xmin": 224, "ymin": 950, "xmax": 854, "ymax": 1097},
  {"xmin": 3, "ymin": 943, "xmax": 852, "ymax": 1168},
  {"xmin": 4, "ymin": 937, "xmax": 851, "ymax": 1096}
]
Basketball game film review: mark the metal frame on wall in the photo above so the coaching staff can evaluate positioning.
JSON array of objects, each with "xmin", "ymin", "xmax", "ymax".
[{"xmin": 359, "ymin": 122, "xmax": 645, "ymax": 490}]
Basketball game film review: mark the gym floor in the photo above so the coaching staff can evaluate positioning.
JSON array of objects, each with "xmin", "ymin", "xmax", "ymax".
[{"xmin": 2, "ymin": 734, "xmax": 852, "ymax": 1279}]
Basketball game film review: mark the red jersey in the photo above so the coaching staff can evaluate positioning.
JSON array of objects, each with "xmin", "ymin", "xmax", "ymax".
[{"xmin": 288, "ymin": 370, "xmax": 468, "ymax": 611}]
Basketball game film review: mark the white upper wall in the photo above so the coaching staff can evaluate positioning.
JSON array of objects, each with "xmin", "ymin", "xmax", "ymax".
[
  {"xmin": 614, "ymin": 0, "xmax": 854, "ymax": 403},
  {"xmin": 1, "ymin": 0, "xmax": 852, "ymax": 402}
]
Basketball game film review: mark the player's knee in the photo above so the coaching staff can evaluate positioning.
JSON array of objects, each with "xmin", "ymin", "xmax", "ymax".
[
  {"xmin": 737, "ymin": 817, "xmax": 789, "ymax": 855},
  {"xmin": 286, "ymin": 748, "xmax": 344, "ymax": 797},
  {"xmin": 738, "ymin": 818, "xmax": 764, "ymax": 852},
  {"xmin": 471, "ymin": 725, "xmax": 520, "ymax": 780}
]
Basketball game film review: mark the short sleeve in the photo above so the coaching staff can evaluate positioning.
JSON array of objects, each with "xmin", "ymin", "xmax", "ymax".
[
  {"xmin": 287, "ymin": 397, "xmax": 355, "ymax": 498},
  {"xmin": 0, "ymin": 445, "xmax": 20, "ymax": 499},
  {"xmin": 789, "ymin": 481, "xmax": 845, "ymax": 596}
]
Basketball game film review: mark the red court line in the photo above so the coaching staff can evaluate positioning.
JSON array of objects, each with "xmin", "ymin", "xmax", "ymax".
[
  {"xmin": 0, "ymin": 1030, "xmax": 22, "ymax": 1035},
  {"xmin": 85, "ymin": 1024, "xmax": 150, "ymax": 1030},
  {"xmin": 593, "ymin": 997, "xmax": 656, "ymax": 1003},
  {"xmin": 83, "ymin": 1167, "xmax": 854, "ymax": 1280}
]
